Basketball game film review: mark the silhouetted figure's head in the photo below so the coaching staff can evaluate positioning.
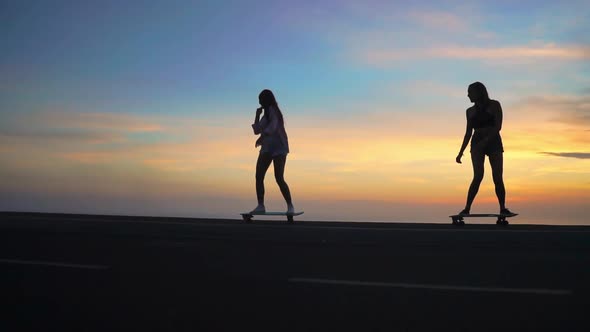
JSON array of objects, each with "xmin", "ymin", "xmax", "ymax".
[
  {"xmin": 258, "ymin": 89, "xmax": 284, "ymax": 124},
  {"xmin": 259, "ymin": 89, "xmax": 278, "ymax": 109},
  {"xmin": 468, "ymin": 82, "xmax": 490, "ymax": 104}
]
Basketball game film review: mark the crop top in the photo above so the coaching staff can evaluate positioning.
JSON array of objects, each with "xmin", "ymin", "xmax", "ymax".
[{"xmin": 470, "ymin": 106, "xmax": 495, "ymax": 129}]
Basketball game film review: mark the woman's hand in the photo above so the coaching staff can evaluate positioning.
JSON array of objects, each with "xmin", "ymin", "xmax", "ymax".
[
  {"xmin": 256, "ymin": 107, "xmax": 263, "ymax": 116},
  {"xmin": 456, "ymin": 153, "xmax": 463, "ymax": 164},
  {"xmin": 255, "ymin": 136, "xmax": 263, "ymax": 147}
]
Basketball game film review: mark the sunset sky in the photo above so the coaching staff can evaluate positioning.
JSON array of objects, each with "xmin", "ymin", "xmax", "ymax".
[{"xmin": 1, "ymin": 0, "xmax": 589, "ymax": 224}]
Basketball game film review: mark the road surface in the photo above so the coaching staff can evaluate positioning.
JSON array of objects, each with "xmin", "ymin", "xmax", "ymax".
[{"xmin": 1, "ymin": 212, "xmax": 589, "ymax": 331}]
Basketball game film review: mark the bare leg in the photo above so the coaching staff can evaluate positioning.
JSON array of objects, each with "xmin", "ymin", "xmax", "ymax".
[
  {"xmin": 255, "ymin": 153, "xmax": 273, "ymax": 205},
  {"xmin": 488, "ymin": 152, "xmax": 506, "ymax": 210},
  {"xmin": 272, "ymin": 154, "xmax": 292, "ymax": 205},
  {"xmin": 465, "ymin": 151, "xmax": 485, "ymax": 212}
]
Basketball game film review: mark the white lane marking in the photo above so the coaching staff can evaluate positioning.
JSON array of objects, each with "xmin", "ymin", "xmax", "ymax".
[
  {"xmin": 0, "ymin": 259, "xmax": 109, "ymax": 270},
  {"xmin": 288, "ymin": 278, "xmax": 573, "ymax": 296}
]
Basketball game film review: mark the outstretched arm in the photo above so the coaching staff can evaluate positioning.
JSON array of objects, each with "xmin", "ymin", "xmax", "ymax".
[{"xmin": 456, "ymin": 110, "xmax": 473, "ymax": 164}]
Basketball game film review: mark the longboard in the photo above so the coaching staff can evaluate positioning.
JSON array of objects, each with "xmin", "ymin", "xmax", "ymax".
[
  {"xmin": 240, "ymin": 211, "xmax": 304, "ymax": 223},
  {"xmin": 449, "ymin": 213, "xmax": 518, "ymax": 226}
]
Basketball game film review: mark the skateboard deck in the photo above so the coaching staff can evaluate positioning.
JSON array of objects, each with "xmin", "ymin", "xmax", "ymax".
[
  {"xmin": 240, "ymin": 211, "xmax": 304, "ymax": 223},
  {"xmin": 449, "ymin": 213, "xmax": 518, "ymax": 226}
]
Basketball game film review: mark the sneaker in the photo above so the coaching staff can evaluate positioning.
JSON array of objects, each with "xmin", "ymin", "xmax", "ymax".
[
  {"xmin": 458, "ymin": 208, "xmax": 470, "ymax": 216},
  {"xmin": 286, "ymin": 204, "xmax": 295, "ymax": 214},
  {"xmin": 500, "ymin": 208, "xmax": 516, "ymax": 216},
  {"xmin": 251, "ymin": 204, "xmax": 266, "ymax": 213}
]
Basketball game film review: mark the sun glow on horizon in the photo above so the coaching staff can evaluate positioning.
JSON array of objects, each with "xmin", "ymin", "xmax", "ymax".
[{"xmin": 1, "ymin": 1, "xmax": 588, "ymax": 223}]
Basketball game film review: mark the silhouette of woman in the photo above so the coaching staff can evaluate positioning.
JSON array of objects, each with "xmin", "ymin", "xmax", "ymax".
[
  {"xmin": 250, "ymin": 89, "xmax": 294, "ymax": 214},
  {"xmin": 456, "ymin": 82, "xmax": 515, "ymax": 216}
]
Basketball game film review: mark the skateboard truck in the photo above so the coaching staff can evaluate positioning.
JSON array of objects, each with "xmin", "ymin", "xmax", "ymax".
[{"xmin": 450, "ymin": 213, "xmax": 517, "ymax": 226}]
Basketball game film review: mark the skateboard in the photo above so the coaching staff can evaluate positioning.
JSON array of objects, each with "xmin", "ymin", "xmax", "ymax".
[
  {"xmin": 449, "ymin": 213, "xmax": 518, "ymax": 226},
  {"xmin": 240, "ymin": 211, "xmax": 304, "ymax": 224}
]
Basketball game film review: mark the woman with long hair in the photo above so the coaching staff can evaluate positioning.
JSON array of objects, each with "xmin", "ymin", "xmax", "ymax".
[
  {"xmin": 456, "ymin": 82, "xmax": 515, "ymax": 216},
  {"xmin": 250, "ymin": 89, "xmax": 294, "ymax": 213}
]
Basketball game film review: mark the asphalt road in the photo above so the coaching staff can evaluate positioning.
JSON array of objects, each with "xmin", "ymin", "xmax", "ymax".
[{"xmin": 1, "ymin": 212, "xmax": 589, "ymax": 331}]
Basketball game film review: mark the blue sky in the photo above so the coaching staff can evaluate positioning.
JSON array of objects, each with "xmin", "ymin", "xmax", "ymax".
[{"xmin": 2, "ymin": 0, "xmax": 588, "ymax": 112}]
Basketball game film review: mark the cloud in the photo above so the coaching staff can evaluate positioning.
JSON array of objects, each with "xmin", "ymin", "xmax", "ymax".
[
  {"xmin": 502, "ymin": 93, "xmax": 590, "ymax": 151},
  {"xmin": 541, "ymin": 152, "xmax": 590, "ymax": 159},
  {"xmin": 0, "ymin": 111, "xmax": 165, "ymax": 144},
  {"xmin": 438, "ymin": 44, "xmax": 589, "ymax": 60},
  {"xmin": 407, "ymin": 10, "xmax": 469, "ymax": 33},
  {"xmin": 62, "ymin": 152, "xmax": 120, "ymax": 164},
  {"xmin": 280, "ymin": 4, "xmax": 499, "ymax": 57},
  {"xmin": 516, "ymin": 95, "xmax": 590, "ymax": 127},
  {"xmin": 361, "ymin": 44, "xmax": 590, "ymax": 65},
  {"xmin": 35, "ymin": 111, "xmax": 164, "ymax": 133},
  {"xmin": 281, "ymin": 2, "xmax": 588, "ymax": 67},
  {"xmin": 0, "ymin": 128, "xmax": 121, "ymax": 143}
]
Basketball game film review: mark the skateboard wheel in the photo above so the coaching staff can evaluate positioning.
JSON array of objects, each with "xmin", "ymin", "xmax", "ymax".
[
  {"xmin": 287, "ymin": 215, "xmax": 294, "ymax": 223},
  {"xmin": 496, "ymin": 218, "xmax": 508, "ymax": 226},
  {"xmin": 242, "ymin": 215, "xmax": 253, "ymax": 223}
]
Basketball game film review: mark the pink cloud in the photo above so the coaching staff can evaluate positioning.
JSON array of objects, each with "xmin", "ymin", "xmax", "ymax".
[
  {"xmin": 363, "ymin": 44, "xmax": 590, "ymax": 65},
  {"xmin": 436, "ymin": 44, "xmax": 590, "ymax": 59},
  {"xmin": 407, "ymin": 10, "xmax": 467, "ymax": 32}
]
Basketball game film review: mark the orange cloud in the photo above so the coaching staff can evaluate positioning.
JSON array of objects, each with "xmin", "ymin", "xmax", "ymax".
[
  {"xmin": 62, "ymin": 152, "xmax": 118, "ymax": 163},
  {"xmin": 36, "ymin": 111, "xmax": 165, "ymax": 133}
]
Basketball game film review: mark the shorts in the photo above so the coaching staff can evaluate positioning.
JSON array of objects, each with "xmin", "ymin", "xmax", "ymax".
[{"xmin": 471, "ymin": 134, "xmax": 504, "ymax": 155}]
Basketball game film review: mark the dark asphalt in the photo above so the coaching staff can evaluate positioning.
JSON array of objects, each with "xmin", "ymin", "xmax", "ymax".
[{"xmin": 2, "ymin": 212, "xmax": 589, "ymax": 331}]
